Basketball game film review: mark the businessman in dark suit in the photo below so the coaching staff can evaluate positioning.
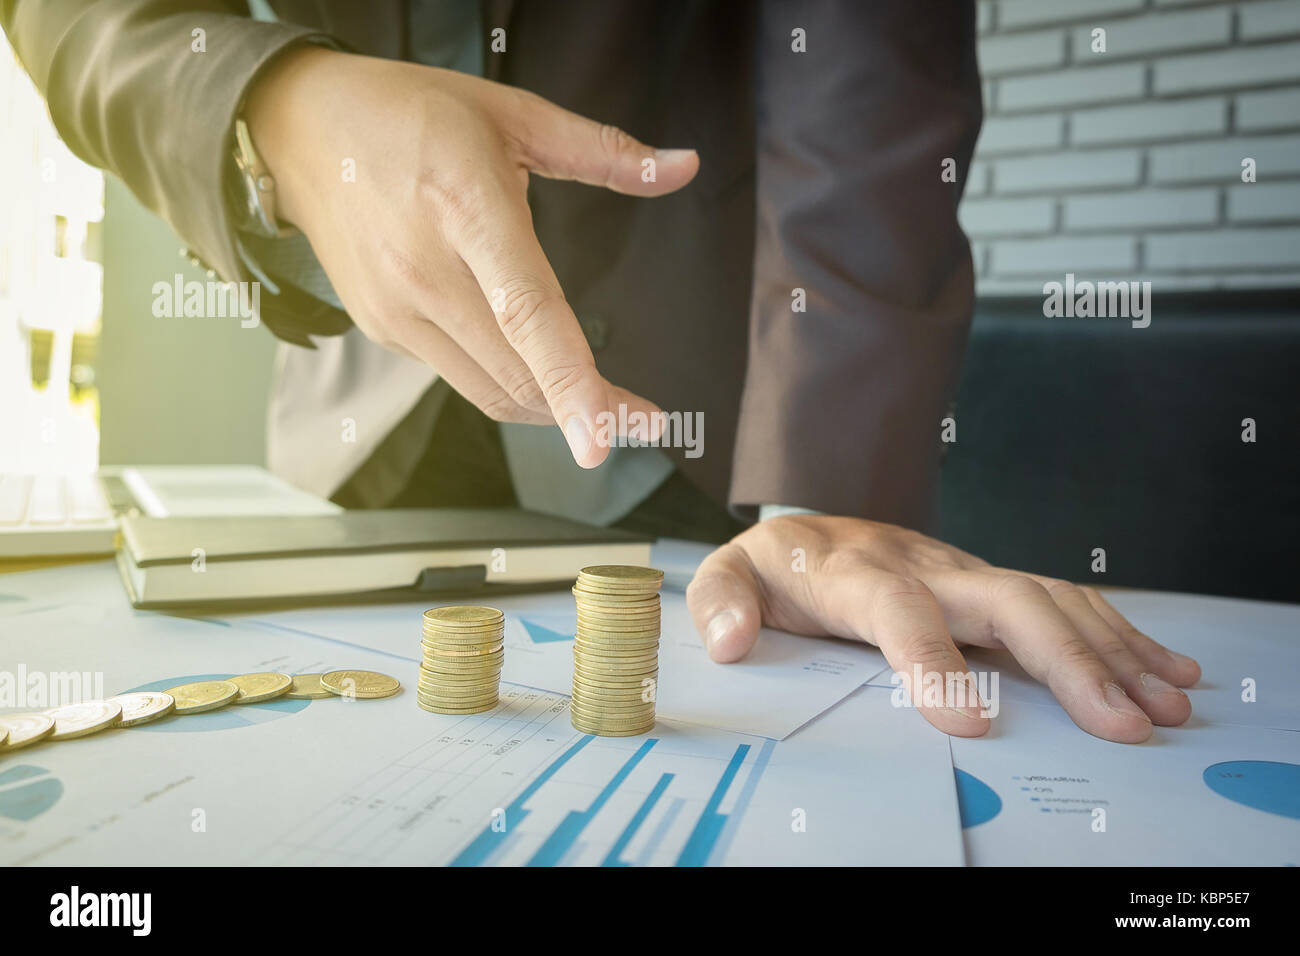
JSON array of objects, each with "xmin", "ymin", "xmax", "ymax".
[{"xmin": 2, "ymin": 0, "xmax": 1200, "ymax": 742}]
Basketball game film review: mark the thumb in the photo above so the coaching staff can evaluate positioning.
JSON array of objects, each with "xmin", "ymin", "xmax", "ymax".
[
  {"xmin": 511, "ymin": 92, "xmax": 699, "ymax": 196},
  {"xmin": 686, "ymin": 543, "xmax": 763, "ymax": 663}
]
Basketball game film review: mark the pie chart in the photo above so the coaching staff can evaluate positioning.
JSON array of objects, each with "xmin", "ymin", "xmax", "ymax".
[
  {"xmin": 954, "ymin": 768, "xmax": 1002, "ymax": 828},
  {"xmin": 0, "ymin": 765, "xmax": 62, "ymax": 821},
  {"xmin": 122, "ymin": 673, "xmax": 312, "ymax": 733},
  {"xmin": 1203, "ymin": 760, "xmax": 1300, "ymax": 820}
]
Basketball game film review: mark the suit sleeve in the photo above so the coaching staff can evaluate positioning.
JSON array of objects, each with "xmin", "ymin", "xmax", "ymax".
[
  {"xmin": 1, "ymin": 0, "xmax": 346, "ymax": 341},
  {"xmin": 729, "ymin": 0, "xmax": 983, "ymax": 531}
]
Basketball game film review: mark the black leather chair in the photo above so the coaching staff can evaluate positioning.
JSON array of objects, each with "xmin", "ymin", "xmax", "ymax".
[{"xmin": 938, "ymin": 292, "xmax": 1299, "ymax": 603}]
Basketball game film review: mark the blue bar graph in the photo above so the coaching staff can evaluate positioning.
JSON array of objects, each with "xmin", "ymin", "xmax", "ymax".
[
  {"xmin": 527, "ymin": 739, "xmax": 658, "ymax": 866},
  {"xmin": 635, "ymin": 797, "xmax": 687, "ymax": 866},
  {"xmin": 675, "ymin": 744, "xmax": 750, "ymax": 867},
  {"xmin": 601, "ymin": 772, "xmax": 676, "ymax": 867},
  {"xmin": 449, "ymin": 734, "xmax": 594, "ymax": 867},
  {"xmin": 708, "ymin": 738, "xmax": 775, "ymax": 864}
]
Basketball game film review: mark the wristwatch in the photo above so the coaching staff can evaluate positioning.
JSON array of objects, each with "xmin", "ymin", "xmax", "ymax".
[{"xmin": 232, "ymin": 117, "xmax": 297, "ymax": 238}]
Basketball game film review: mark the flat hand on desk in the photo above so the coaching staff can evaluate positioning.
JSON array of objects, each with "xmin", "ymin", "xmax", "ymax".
[{"xmin": 686, "ymin": 515, "xmax": 1202, "ymax": 743}]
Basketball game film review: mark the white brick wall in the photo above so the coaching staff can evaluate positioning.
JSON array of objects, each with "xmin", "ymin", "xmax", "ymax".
[{"xmin": 968, "ymin": 0, "xmax": 1300, "ymax": 294}]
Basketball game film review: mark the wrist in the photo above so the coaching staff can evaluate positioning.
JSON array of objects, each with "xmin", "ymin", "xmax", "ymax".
[{"xmin": 242, "ymin": 43, "xmax": 339, "ymax": 228}]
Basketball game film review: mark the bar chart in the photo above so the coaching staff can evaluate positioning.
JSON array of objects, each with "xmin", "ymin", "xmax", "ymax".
[{"xmin": 265, "ymin": 683, "xmax": 775, "ymax": 866}]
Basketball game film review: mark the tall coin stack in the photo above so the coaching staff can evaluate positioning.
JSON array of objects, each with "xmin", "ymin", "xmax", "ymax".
[
  {"xmin": 419, "ymin": 606, "xmax": 505, "ymax": 714},
  {"xmin": 570, "ymin": 566, "xmax": 664, "ymax": 737}
]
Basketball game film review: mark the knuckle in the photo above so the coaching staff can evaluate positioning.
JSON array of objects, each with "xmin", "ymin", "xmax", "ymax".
[
  {"xmin": 988, "ymin": 573, "xmax": 1047, "ymax": 605},
  {"xmin": 475, "ymin": 390, "xmax": 526, "ymax": 423},
  {"xmin": 537, "ymin": 361, "xmax": 591, "ymax": 403},
  {"xmin": 899, "ymin": 632, "xmax": 956, "ymax": 668},
  {"xmin": 498, "ymin": 365, "xmax": 547, "ymax": 409},
  {"xmin": 1047, "ymin": 637, "xmax": 1100, "ymax": 680},
  {"xmin": 494, "ymin": 283, "xmax": 560, "ymax": 342},
  {"xmin": 597, "ymin": 122, "xmax": 635, "ymax": 158},
  {"xmin": 1040, "ymin": 577, "xmax": 1083, "ymax": 603},
  {"xmin": 417, "ymin": 173, "xmax": 476, "ymax": 228},
  {"xmin": 873, "ymin": 574, "xmax": 934, "ymax": 613}
]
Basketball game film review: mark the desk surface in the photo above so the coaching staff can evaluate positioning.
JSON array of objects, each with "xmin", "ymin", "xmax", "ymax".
[{"xmin": 1, "ymin": 543, "xmax": 1297, "ymax": 866}]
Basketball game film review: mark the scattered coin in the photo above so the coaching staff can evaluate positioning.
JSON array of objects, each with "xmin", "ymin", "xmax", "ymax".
[
  {"xmin": 0, "ymin": 712, "xmax": 55, "ymax": 750},
  {"xmin": 108, "ymin": 692, "xmax": 175, "ymax": 727},
  {"xmin": 46, "ymin": 700, "xmax": 123, "ymax": 741},
  {"xmin": 166, "ymin": 679, "xmax": 240, "ymax": 714},
  {"xmin": 285, "ymin": 674, "xmax": 334, "ymax": 699},
  {"xmin": 229, "ymin": 672, "xmax": 293, "ymax": 704},
  {"xmin": 320, "ymin": 670, "xmax": 401, "ymax": 700}
]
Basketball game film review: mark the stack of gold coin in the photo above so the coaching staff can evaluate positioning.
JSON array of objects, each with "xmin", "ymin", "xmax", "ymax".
[
  {"xmin": 570, "ymin": 565, "xmax": 663, "ymax": 737},
  {"xmin": 419, "ymin": 606, "xmax": 505, "ymax": 714}
]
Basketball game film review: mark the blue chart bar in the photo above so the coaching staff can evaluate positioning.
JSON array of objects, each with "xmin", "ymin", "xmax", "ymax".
[
  {"xmin": 449, "ymin": 735, "xmax": 594, "ymax": 867},
  {"xmin": 634, "ymin": 797, "xmax": 687, "ymax": 867},
  {"xmin": 527, "ymin": 739, "xmax": 658, "ymax": 866},
  {"xmin": 601, "ymin": 772, "xmax": 676, "ymax": 867},
  {"xmin": 675, "ymin": 744, "xmax": 751, "ymax": 867}
]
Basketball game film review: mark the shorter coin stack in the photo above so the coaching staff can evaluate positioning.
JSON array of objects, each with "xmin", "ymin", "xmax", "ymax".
[
  {"xmin": 571, "ymin": 566, "xmax": 663, "ymax": 737},
  {"xmin": 419, "ymin": 606, "xmax": 505, "ymax": 714}
]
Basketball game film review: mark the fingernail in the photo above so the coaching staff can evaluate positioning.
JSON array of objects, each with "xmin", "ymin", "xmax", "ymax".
[
  {"xmin": 943, "ymin": 677, "xmax": 987, "ymax": 720},
  {"xmin": 1140, "ymin": 672, "xmax": 1186, "ymax": 698},
  {"xmin": 706, "ymin": 610, "xmax": 738, "ymax": 652},
  {"xmin": 563, "ymin": 416, "xmax": 592, "ymax": 461},
  {"xmin": 654, "ymin": 148, "xmax": 697, "ymax": 162},
  {"xmin": 1166, "ymin": 648, "xmax": 1196, "ymax": 669},
  {"xmin": 1102, "ymin": 681, "xmax": 1150, "ymax": 721}
]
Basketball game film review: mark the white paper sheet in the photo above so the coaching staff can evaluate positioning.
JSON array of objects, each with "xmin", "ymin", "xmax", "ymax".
[
  {"xmin": 237, "ymin": 587, "xmax": 890, "ymax": 740},
  {"xmin": 0, "ymin": 605, "xmax": 954, "ymax": 866},
  {"xmin": 950, "ymin": 698, "xmax": 1300, "ymax": 866},
  {"xmin": 866, "ymin": 589, "xmax": 1300, "ymax": 733}
]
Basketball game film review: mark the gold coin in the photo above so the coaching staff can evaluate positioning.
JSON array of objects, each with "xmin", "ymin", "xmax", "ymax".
[
  {"xmin": 569, "ymin": 705, "xmax": 655, "ymax": 723},
  {"xmin": 575, "ymin": 635, "xmax": 661, "ymax": 649},
  {"xmin": 46, "ymin": 700, "xmax": 123, "ymax": 740},
  {"xmin": 574, "ymin": 638, "xmax": 660, "ymax": 654},
  {"xmin": 569, "ymin": 703, "xmax": 656, "ymax": 720},
  {"xmin": 166, "ymin": 680, "xmax": 240, "ymax": 714},
  {"xmin": 108, "ymin": 691, "xmax": 175, "ymax": 727},
  {"xmin": 572, "ymin": 678, "xmax": 657, "ymax": 696},
  {"xmin": 421, "ymin": 629, "xmax": 504, "ymax": 645},
  {"xmin": 577, "ymin": 565, "xmax": 664, "ymax": 586},
  {"xmin": 423, "ymin": 605, "xmax": 504, "ymax": 627},
  {"xmin": 420, "ymin": 655, "xmax": 504, "ymax": 673},
  {"xmin": 569, "ymin": 699, "xmax": 656, "ymax": 718},
  {"xmin": 418, "ymin": 691, "xmax": 501, "ymax": 706},
  {"xmin": 569, "ymin": 708, "xmax": 655, "ymax": 726},
  {"xmin": 417, "ymin": 698, "xmax": 498, "ymax": 715},
  {"xmin": 574, "ymin": 588, "xmax": 659, "ymax": 602},
  {"xmin": 285, "ymin": 674, "xmax": 334, "ymax": 699},
  {"xmin": 570, "ymin": 714, "xmax": 655, "ymax": 737},
  {"xmin": 416, "ymin": 679, "xmax": 500, "ymax": 697},
  {"xmin": 421, "ymin": 640, "xmax": 505, "ymax": 657},
  {"xmin": 320, "ymin": 670, "xmax": 401, "ymax": 699},
  {"xmin": 0, "ymin": 713, "xmax": 55, "ymax": 750},
  {"xmin": 229, "ymin": 672, "xmax": 293, "ymax": 704},
  {"xmin": 417, "ymin": 669, "xmax": 498, "ymax": 685},
  {"xmin": 573, "ymin": 652, "xmax": 660, "ymax": 668}
]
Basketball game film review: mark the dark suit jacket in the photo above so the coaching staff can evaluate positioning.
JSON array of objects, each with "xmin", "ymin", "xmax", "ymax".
[{"xmin": 2, "ymin": 0, "xmax": 982, "ymax": 529}]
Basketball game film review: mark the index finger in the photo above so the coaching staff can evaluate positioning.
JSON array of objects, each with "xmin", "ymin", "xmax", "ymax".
[{"xmin": 445, "ymin": 174, "xmax": 660, "ymax": 467}]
